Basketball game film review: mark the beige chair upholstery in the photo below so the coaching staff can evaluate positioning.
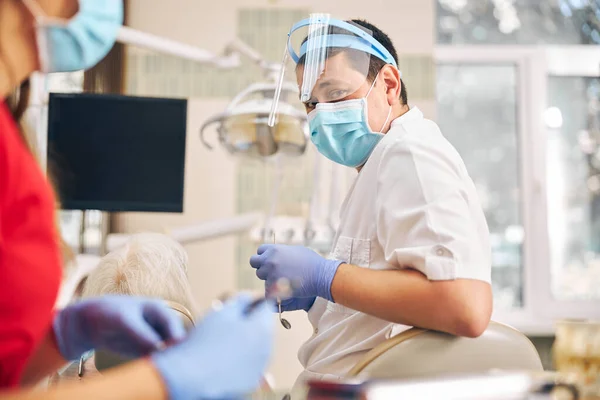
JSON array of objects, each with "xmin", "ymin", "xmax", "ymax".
[{"xmin": 348, "ymin": 321, "xmax": 543, "ymax": 379}]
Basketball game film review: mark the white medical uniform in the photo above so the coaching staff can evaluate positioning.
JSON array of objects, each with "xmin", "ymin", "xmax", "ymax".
[{"xmin": 295, "ymin": 107, "xmax": 492, "ymax": 387}]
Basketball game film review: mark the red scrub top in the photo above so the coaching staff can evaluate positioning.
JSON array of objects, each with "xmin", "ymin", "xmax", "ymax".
[{"xmin": 0, "ymin": 101, "xmax": 62, "ymax": 387}]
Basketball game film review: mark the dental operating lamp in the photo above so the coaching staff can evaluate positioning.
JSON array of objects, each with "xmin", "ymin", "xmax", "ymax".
[
  {"xmin": 199, "ymin": 81, "xmax": 308, "ymax": 158},
  {"xmin": 116, "ymin": 26, "xmax": 308, "ymax": 159}
]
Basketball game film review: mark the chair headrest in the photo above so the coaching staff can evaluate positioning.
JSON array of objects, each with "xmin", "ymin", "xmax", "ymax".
[{"xmin": 164, "ymin": 300, "xmax": 195, "ymax": 331}]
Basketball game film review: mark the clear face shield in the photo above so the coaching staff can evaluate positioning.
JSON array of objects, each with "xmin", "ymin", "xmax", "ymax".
[{"xmin": 269, "ymin": 14, "xmax": 397, "ymax": 126}]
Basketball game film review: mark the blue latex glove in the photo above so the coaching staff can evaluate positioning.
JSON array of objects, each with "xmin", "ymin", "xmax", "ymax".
[
  {"xmin": 279, "ymin": 296, "xmax": 316, "ymax": 313},
  {"xmin": 152, "ymin": 294, "xmax": 274, "ymax": 400},
  {"xmin": 53, "ymin": 295, "xmax": 186, "ymax": 361},
  {"xmin": 249, "ymin": 244, "xmax": 344, "ymax": 302}
]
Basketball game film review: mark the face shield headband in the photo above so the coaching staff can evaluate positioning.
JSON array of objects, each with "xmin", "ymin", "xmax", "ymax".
[
  {"xmin": 268, "ymin": 15, "xmax": 401, "ymax": 127},
  {"xmin": 288, "ymin": 17, "xmax": 398, "ymax": 68}
]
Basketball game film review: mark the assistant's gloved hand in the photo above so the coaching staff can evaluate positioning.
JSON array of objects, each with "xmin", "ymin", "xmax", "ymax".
[
  {"xmin": 53, "ymin": 295, "xmax": 186, "ymax": 361},
  {"xmin": 279, "ymin": 296, "xmax": 316, "ymax": 313},
  {"xmin": 152, "ymin": 295, "xmax": 274, "ymax": 400},
  {"xmin": 249, "ymin": 244, "xmax": 344, "ymax": 302}
]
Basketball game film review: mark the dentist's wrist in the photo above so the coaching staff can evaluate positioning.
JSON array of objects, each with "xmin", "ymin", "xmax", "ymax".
[{"xmin": 317, "ymin": 259, "xmax": 345, "ymax": 302}]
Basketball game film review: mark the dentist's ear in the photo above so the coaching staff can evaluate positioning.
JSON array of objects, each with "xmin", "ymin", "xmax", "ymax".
[{"xmin": 381, "ymin": 64, "xmax": 401, "ymax": 106}]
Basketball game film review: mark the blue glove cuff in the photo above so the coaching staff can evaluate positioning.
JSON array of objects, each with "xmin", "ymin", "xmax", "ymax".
[
  {"xmin": 279, "ymin": 296, "xmax": 316, "ymax": 313},
  {"xmin": 301, "ymin": 296, "xmax": 317, "ymax": 312},
  {"xmin": 317, "ymin": 259, "xmax": 345, "ymax": 302}
]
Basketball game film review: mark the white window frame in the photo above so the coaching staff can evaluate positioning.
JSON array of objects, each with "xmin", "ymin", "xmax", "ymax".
[{"xmin": 434, "ymin": 45, "xmax": 600, "ymax": 335}]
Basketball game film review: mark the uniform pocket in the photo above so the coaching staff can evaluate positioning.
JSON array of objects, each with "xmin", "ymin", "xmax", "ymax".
[
  {"xmin": 331, "ymin": 236, "xmax": 353, "ymax": 262},
  {"xmin": 349, "ymin": 238, "xmax": 371, "ymax": 268},
  {"xmin": 331, "ymin": 236, "xmax": 371, "ymax": 268}
]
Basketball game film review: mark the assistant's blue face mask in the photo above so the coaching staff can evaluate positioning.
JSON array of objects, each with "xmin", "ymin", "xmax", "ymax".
[
  {"xmin": 23, "ymin": 0, "xmax": 123, "ymax": 73},
  {"xmin": 307, "ymin": 75, "xmax": 392, "ymax": 168}
]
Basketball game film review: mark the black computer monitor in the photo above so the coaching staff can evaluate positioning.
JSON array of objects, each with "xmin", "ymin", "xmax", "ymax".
[{"xmin": 47, "ymin": 93, "xmax": 187, "ymax": 213}]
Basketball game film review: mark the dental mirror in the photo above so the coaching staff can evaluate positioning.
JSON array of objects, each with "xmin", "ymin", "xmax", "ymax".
[
  {"xmin": 272, "ymin": 233, "xmax": 292, "ymax": 330},
  {"xmin": 276, "ymin": 281, "xmax": 292, "ymax": 330}
]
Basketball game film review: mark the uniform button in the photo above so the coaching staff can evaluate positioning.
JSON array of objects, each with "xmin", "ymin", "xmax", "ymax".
[{"xmin": 436, "ymin": 248, "xmax": 444, "ymax": 256}]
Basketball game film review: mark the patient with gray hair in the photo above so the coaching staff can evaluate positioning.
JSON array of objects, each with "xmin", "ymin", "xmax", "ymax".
[{"xmin": 49, "ymin": 232, "xmax": 196, "ymax": 385}]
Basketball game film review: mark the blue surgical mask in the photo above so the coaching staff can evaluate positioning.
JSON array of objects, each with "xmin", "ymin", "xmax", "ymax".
[
  {"xmin": 23, "ymin": 0, "xmax": 123, "ymax": 73},
  {"xmin": 308, "ymin": 76, "xmax": 392, "ymax": 168}
]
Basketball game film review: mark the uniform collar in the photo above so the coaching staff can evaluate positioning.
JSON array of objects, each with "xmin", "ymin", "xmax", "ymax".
[{"xmin": 390, "ymin": 106, "xmax": 423, "ymax": 127}]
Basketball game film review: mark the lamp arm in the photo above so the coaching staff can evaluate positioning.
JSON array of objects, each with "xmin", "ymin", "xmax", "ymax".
[
  {"xmin": 115, "ymin": 28, "xmax": 278, "ymax": 78},
  {"xmin": 117, "ymin": 26, "xmax": 240, "ymax": 68},
  {"xmin": 224, "ymin": 39, "xmax": 281, "ymax": 77}
]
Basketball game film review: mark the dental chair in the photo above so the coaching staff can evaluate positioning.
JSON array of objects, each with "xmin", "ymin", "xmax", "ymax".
[{"xmin": 348, "ymin": 321, "xmax": 543, "ymax": 380}]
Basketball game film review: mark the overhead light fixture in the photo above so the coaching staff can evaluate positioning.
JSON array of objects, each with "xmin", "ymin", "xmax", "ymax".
[
  {"xmin": 200, "ymin": 81, "xmax": 308, "ymax": 158},
  {"xmin": 115, "ymin": 28, "xmax": 309, "ymax": 158}
]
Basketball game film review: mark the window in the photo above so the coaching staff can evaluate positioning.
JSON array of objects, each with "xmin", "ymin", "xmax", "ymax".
[
  {"xmin": 435, "ymin": 46, "xmax": 600, "ymax": 332},
  {"xmin": 436, "ymin": 0, "xmax": 600, "ymax": 334},
  {"xmin": 437, "ymin": 0, "xmax": 600, "ymax": 45},
  {"xmin": 437, "ymin": 64, "xmax": 523, "ymax": 309},
  {"xmin": 547, "ymin": 75, "xmax": 600, "ymax": 301}
]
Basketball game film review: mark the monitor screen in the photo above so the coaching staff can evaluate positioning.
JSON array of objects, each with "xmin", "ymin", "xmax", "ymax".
[{"xmin": 47, "ymin": 93, "xmax": 187, "ymax": 213}]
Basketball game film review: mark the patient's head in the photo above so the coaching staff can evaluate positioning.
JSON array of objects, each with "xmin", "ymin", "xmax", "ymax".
[
  {"xmin": 49, "ymin": 233, "xmax": 195, "ymax": 386},
  {"xmin": 82, "ymin": 232, "xmax": 195, "ymax": 313}
]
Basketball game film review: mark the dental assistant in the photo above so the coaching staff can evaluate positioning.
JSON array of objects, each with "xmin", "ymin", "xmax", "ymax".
[
  {"xmin": 0, "ymin": 1, "xmax": 274, "ymax": 398},
  {"xmin": 251, "ymin": 16, "xmax": 493, "ymax": 384},
  {"xmin": 0, "ymin": 0, "xmax": 188, "ymax": 387}
]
